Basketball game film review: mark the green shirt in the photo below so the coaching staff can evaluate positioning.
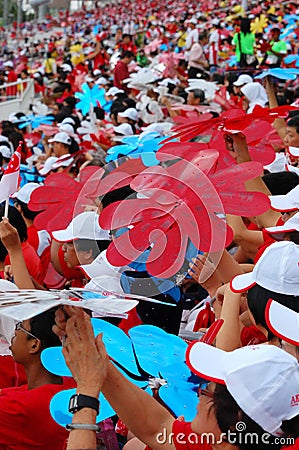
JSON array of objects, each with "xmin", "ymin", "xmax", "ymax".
[
  {"xmin": 233, "ymin": 32, "xmax": 255, "ymax": 62},
  {"xmin": 266, "ymin": 40, "xmax": 287, "ymax": 65}
]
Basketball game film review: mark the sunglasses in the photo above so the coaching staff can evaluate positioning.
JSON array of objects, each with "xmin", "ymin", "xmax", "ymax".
[
  {"xmin": 15, "ymin": 322, "xmax": 39, "ymax": 340},
  {"xmin": 198, "ymin": 385, "xmax": 214, "ymax": 399}
]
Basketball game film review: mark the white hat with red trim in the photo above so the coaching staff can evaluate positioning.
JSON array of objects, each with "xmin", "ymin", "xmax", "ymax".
[
  {"xmin": 52, "ymin": 212, "xmax": 111, "ymax": 243},
  {"xmin": 186, "ymin": 342, "xmax": 299, "ymax": 436},
  {"xmin": 265, "ymin": 212, "xmax": 299, "ymax": 240},
  {"xmin": 265, "ymin": 300, "xmax": 299, "ymax": 346},
  {"xmin": 289, "ymin": 147, "xmax": 299, "ymax": 157},
  {"xmin": 230, "ymin": 241, "xmax": 299, "ymax": 295},
  {"xmin": 269, "ymin": 184, "xmax": 299, "ymax": 212}
]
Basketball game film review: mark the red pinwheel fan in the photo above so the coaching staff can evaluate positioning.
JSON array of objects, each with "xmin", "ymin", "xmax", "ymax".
[
  {"xmin": 28, "ymin": 166, "xmax": 101, "ymax": 232},
  {"xmin": 99, "ymin": 153, "xmax": 270, "ymax": 278}
]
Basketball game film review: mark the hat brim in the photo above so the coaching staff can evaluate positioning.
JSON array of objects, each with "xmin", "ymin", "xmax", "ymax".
[
  {"xmin": 186, "ymin": 341, "xmax": 226, "ymax": 384},
  {"xmin": 288, "ymin": 147, "xmax": 299, "ymax": 157},
  {"xmin": 230, "ymin": 272, "xmax": 256, "ymax": 293},
  {"xmin": 265, "ymin": 299, "xmax": 299, "ymax": 346},
  {"xmin": 265, "ymin": 224, "xmax": 297, "ymax": 240},
  {"xmin": 52, "ymin": 229, "xmax": 75, "ymax": 243},
  {"xmin": 269, "ymin": 195, "xmax": 298, "ymax": 212}
]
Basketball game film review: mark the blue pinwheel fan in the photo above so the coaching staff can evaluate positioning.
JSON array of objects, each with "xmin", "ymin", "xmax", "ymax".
[
  {"xmin": 255, "ymin": 67, "xmax": 299, "ymax": 80},
  {"xmin": 284, "ymin": 55, "xmax": 299, "ymax": 68},
  {"xmin": 75, "ymin": 83, "xmax": 112, "ymax": 116},
  {"xmin": 42, "ymin": 320, "xmax": 202, "ymax": 427},
  {"xmin": 106, "ymin": 132, "xmax": 171, "ymax": 166},
  {"xmin": 16, "ymin": 114, "xmax": 54, "ymax": 130}
]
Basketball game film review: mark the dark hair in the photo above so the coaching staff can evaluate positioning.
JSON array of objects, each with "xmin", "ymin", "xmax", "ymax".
[
  {"xmin": 240, "ymin": 18, "xmax": 251, "ymax": 35},
  {"xmin": 29, "ymin": 307, "xmax": 61, "ymax": 349},
  {"xmin": 247, "ymin": 284, "xmax": 299, "ymax": 341},
  {"xmin": 14, "ymin": 199, "xmax": 39, "ymax": 221},
  {"xmin": 74, "ymin": 238, "xmax": 110, "ymax": 257},
  {"xmin": 122, "ymin": 50, "xmax": 134, "ymax": 59},
  {"xmin": 287, "ymin": 115, "xmax": 299, "ymax": 135},
  {"xmin": 99, "ymin": 185, "xmax": 135, "ymax": 209},
  {"xmin": 214, "ymin": 383, "xmax": 299, "ymax": 450},
  {"xmin": 262, "ymin": 172, "xmax": 299, "ymax": 195},
  {"xmin": 64, "ymin": 96, "xmax": 77, "ymax": 109},
  {"xmin": 0, "ymin": 205, "xmax": 27, "ymax": 262},
  {"xmin": 190, "ymin": 88, "xmax": 205, "ymax": 103}
]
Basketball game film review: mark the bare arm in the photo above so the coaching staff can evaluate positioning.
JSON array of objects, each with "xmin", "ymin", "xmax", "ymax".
[
  {"xmin": 0, "ymin": 219, "xmax": 35, "ymax": 289},
  {"xmin": 59, "ymin": 307, "xmax": 175, "ymax": 450},
  {"xmin": 264, "ymin": 77, "xmax": 286, "ymax": 140},
  {"xmin": 215, "ymin": 284, "xmax": 243, "ymax": 351},
  {"xmin": 224, "ymin": 132, "xmax": 281, "ymax": 228}
]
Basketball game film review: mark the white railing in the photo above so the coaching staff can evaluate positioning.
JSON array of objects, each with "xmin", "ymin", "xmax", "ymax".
[{"xmin": 0, "ymin": 79, "xmax": 35, "ymax": 120}]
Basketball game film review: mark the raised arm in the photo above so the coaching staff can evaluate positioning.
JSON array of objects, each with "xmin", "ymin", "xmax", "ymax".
[{"xmin": 0, "ymin": 218, "xmax": 35, "ymax": 289}]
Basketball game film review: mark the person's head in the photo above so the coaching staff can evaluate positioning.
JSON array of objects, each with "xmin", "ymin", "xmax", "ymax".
[
  {"xmin": 187, "ymin": 88, "xmax": 205, "ymax": 106},
  {"xmin": 48, "ymin": 132, "xmax": 78, "ymax": 157},
  {"xmin": 12, "ymin": 183, "xmax": 41, "ymax": 221},
  {"xmin": 233, "ymin": 74, "xmax": 253, "ymax": 95},
  {"xmin": 262, "ymin": 171, "xmax": 299, "ymax": 195},
  {"xmin": 270, "ymin": 27, "xmax": 281, "ymax": 41},
  {"xmin": 240, "ymin": 82, "xmax": 268, "ymax": 112},
  {"xmin": 0, "ymin": 206, "xmax": 27, "ymax": 262},
  {"xmin": 240, "ymin": 17, "xmax": 251, "ymax": 35},
  {"xmin": 188, "ymin": 343, "xmax": 299, "ymax": 449},
  {"xmin": 121, "ymin": 50, "xmax": 134, "ymax": 64},
  {"xmin": 52, "ymin": 212, "xmax": 111, "ymax": 268},
  {"xmin": 10, "ymin": 307, "xmax": 61, "ymax": 366},
  {"xmin": 284, "ymin": 115, "xmax": 299, "ymax": 148},
  {"xmin": 122, "ymin": 34, "xmax": 131, "ymax": 44},
  {"xmin": 198, "ymin": 30, "xmax": 208, "ymax": 45}
]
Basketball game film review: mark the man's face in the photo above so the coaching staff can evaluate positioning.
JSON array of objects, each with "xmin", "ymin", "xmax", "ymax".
[
  {"xmin": 271, "ymin": 30, "xmax": 280, "ymax": 41},
  {"xmin": 187, "ymin": 91, "xmax": 200, "ymax": 105}
]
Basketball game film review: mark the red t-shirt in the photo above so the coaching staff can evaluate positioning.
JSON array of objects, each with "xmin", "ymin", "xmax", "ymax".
[
  {"xmin": 114, "ymin": 60, "xmax": 130, "ymax": 92},
  {"xmin": 27, "ymin": 225, "xmax": 51, "ymax": 282},
  {"xmin": 0, "ymin": 377, "xmax": 75, "ymax": 449},
  {"xmin": 0, "ymin": 355, "xmax": 27, "ymax": 389},
  {"xmin": 172, "ymin": 420, "xmax": 212, "ymax": 450},
  {"xmin": 5, "ymin": 241, "xmax": 43, "ymax": 285}
]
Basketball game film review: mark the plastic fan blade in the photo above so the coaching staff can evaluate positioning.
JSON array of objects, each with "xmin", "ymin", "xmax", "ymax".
[
  {"xmin": 219, "ymin": 191, "xmax": 270, "ymax": 216},
  {"xmin": 50, "ymin": 388, "xmax": 115, "ymax": 426},
  {"xmin": 158, "ymin": 382, "xmax": 198, "ymax": 422},
  {"xmin": 99, "ymin": 199, "xmax": 169, "ymax": 230},
  {"xmin": 41, "ymin": 347, "xmax": 71, "ymax": 376},
  {"xmin": 91, "ymin": 318, "xmax": 141, "ymax": 376},
  {"xmin": 210, "ymin": 161, "xmax": 264, "ymax": 189},
  {"xmin": 129, "ymin": 325, "xmax": 187, "ymax": 377},
  {"xmin": 146, "ymin": 222, "xmax": 188, "ymax": 278},
  {"xmin": 243, "ymin": 120, "xmax": 273, "ymax": 144},
  {"xmin": 200, "ymin": 319, "xmax": 224, "ymax": 344},
  {"xmin": 140, "ymin": 151, "xmax": 160, "ymax": 167}
]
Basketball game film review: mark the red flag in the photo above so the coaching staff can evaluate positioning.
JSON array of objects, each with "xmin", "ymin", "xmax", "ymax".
[{"xmin": 0, "ymin": 142, "xmax": 22, "ymax": 203}]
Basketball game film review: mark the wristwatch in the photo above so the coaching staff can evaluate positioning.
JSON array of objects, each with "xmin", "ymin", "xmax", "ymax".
[{"xmin": 68, "ymin": 394, "xmax": 99, "ymax": 414}]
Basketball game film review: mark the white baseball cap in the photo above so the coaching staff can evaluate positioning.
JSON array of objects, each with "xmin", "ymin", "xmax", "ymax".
[
  {"xmin": 4, "ymin": 61, "xmax": 13, "ymax": 68},
  {"xmin": 289, "ymin": 147, "xmax": 299, "ymax": 157},
  {"xmin": 52, "ymin": 212, "xmax": 111, "ymax": 243},
  {"xmin": 81, "ymin": 249, "xmax": 127, "ymax": 279},
  {"xmin": 95, "ymin": 77, "xmax": 108, "ymax": 86},
  {"xmin": 233, "ymin": 74, "xmax": 253, "ymax": 87},
  {"xmin": 186, "ymin": 342, "xmax": 299, "ymax": 436},
  {"xmin": 38, "ymin": 156, "xmax": 58, "ymax": 176},
  {"xmin": 60, "ymin": 117, "xmax": 76, "ymax": 126},
  {"xmin": 118, "ymin": 108, "xmax": 138, "ymax": 121},
  {"xmin": 266, "ymin": 300, "xmax": 299, "ymax": 346},
  {"xmin": 0, "ymin": 143, "xmax": 13, "ymax": 159},
  {"xmin": 60, "ymin": 63, "xmax": 72, "ymax": 73},
  {"xmin": 58, "ymin": 123, "xmax": 75, "ymax": 135},
  {"xmin": 85, "ymin": 75, "xmax": 95, "ymax": 83},
  {"xmin": 106, "ymin": 87, "xmax": 124, "ymax": 97},
  {"xmin": 113, "ymin": 123, "xmax": 134, "ymax": 136},
  {"xmin": 265, "ymin": 212, "xmax": 299, "ymax": 240},
  {"xmin": 48, "ymin": 132, "xmax": 72, "ymax": 146},
  {"xmin": 93, "ymin": 69, "xmax": 101, "ymax": 76},
  {"xmin": 51, "ymin": 154, "xmax": 75, "ymax": 170},
  {"xmin": 230, "ymin": 241, "xmax": 299, "ymax": 295},
  {"xmin": 270, "ymin": 184, "xmax": 299, "ymax": 212},
  {"xmin": 11, "ymin": 182, "xmax": 41, "ymax": 204}
]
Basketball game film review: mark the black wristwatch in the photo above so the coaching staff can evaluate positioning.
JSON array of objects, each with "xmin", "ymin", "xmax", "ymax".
[{"xmin": 68, "ymin": 394, "xmax": 99, "ymax": 414}]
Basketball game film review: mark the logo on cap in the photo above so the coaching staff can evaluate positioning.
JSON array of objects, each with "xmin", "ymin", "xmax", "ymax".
[{"xmin": 290, "ymin": 394, "xmax": 299, "ymax": 407}]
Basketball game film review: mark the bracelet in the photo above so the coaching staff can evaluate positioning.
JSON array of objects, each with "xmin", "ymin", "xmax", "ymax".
[{"xmin": 66, "ymin": 423, "xmax": 101, "ymax": 432}]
